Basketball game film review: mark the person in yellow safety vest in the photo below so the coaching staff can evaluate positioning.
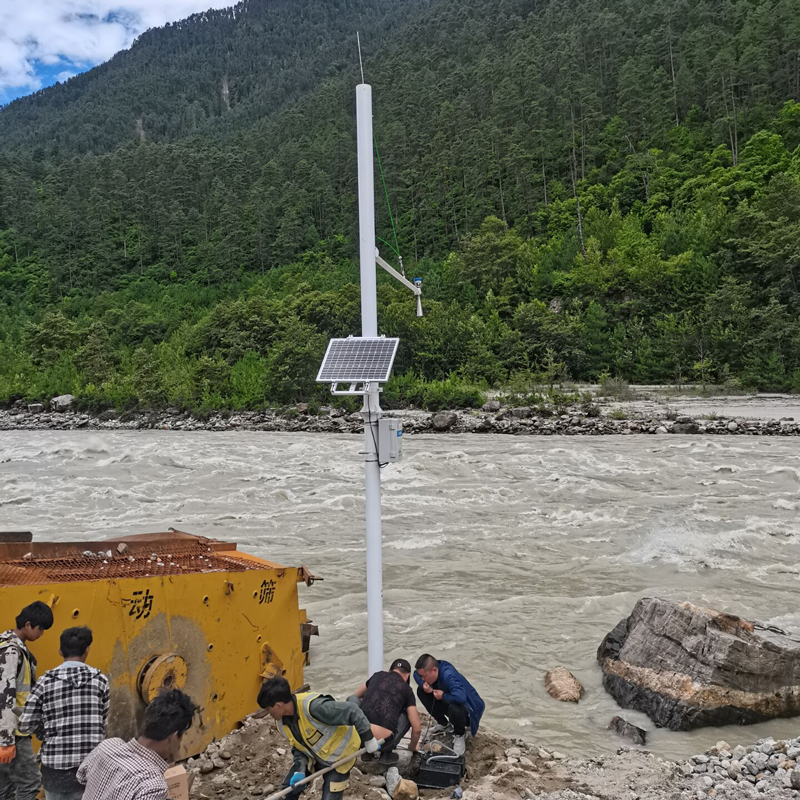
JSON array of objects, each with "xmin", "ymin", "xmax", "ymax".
[
  {"xmin": 258, "ymin": 677, "xmax": 381, "ymax": 800},
  {"xmin": 0, "ymin": 601, "xmax": 54, "ymax": 800}
]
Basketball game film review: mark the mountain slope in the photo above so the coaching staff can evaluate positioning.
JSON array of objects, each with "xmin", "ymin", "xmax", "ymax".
[
  {"xmin": 0, "ymin": 0, "xmax": 430, "ymax": 158},
  {"xmin": 1, "ymin": 0, "xmax": 800, "ymax": 408}
]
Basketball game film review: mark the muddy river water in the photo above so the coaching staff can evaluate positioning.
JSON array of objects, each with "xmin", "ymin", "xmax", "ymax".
[{"xmin": 2, "ymin": 430, "xmax": 800, "ymax": 759}]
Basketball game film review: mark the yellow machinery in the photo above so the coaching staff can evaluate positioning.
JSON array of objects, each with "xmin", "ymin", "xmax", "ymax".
[{"xmin": 0, "ymin": 530, "xmax": 317, "ymax": 759}]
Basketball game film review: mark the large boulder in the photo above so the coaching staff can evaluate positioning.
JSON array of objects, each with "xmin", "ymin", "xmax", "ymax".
[
  {"xmin": 597, "ymin": 597, "xmax": 800, "ymax": 731},
  {"xmin": 50, "ymin": 394, "xmax": 75, "ymax": 411},
  {"xmin": 431, "ymin": 411, "xmax": 458, "ymax": 431}
]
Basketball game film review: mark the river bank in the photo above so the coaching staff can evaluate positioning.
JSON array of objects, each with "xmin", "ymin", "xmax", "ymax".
[
  {"xmin": 1, "ymin": 395, "xmax": 799, "ymax": 435},
  {"xmin": 190, "ymin": 715, "xmax": 800, "ymax": 799}
]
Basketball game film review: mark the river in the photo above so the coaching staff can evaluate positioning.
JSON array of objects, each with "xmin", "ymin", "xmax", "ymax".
[{"xmin": 2, "ymin": 430, "xmax": 800, "ymax": 759}]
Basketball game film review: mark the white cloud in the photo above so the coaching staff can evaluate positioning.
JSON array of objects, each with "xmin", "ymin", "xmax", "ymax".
[{"xmin": 0, "ymin": 1, "xmax": 234, "ymax": 94}]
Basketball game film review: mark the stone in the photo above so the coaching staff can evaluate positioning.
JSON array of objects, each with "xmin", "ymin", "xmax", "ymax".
[
  {"xmin": 733, "ymin": 747, "xmax": 748, "ymax": 761},
  {"xmin": 482, "ymin": 400, "xmax": 501, "ymax": 412},
  {"xmin": 27, "ymin": 403, "xmax": 43, "ymax": 413},
  {"xmin": 431, "ymin": 411, "xmax": 458, "ymax": 431},
  {"xmin": 672, "ymin": 422, "xmax": 699, "ymax": 434},
  {"xmin": 369, "ymin": 776, "xmax": 386, "ymax": 787},
  {"xmin": 50, "ymin": 394, "xmax": 75, "ymax": 412},
  {"xmin": 552, "ymin": 751, "xmax": 567, "ymax": 760},
  {"xmin": 116, "ymin": 542, "xmax": 129, "ymax": 555},
  {"xmin": 199, "ymin": 759, "xmax": 215, "ymax": 774},
  {"xmin": 545, "ymin": 666, "xmax": 585, "ymax": 702},
  {"xmin": 791, "ymin": 769, "xmax": 800, "ymax": 790},
  {"xmin": 608, "ymin": 716, "xmax": 647, "ymax": 745},
  {"xmin": 220, "ymin": 750, "xmax": 232, "ymax": 760},
  {"xmin": 392, "ymin": 779, "xmax": 419, "ymax": 800},
  {"xmin": 510, "ymin": 406, "xmax": 532, "ymax": 419},
  {"xmin": 506, "ymin": 747, "xmax": 522, "ymax": 758},
  {"xmin": 728, "ymin": 421, "xmax": 739, "ymax": 432},
  {"xmin": 597, "ymin": 597, "xmax": 800, "ymax": 730},
  {"xmin": 699, "ymin": 776, "xmax": 713, "ymax": 789},
  {"xmin": 537, "ymin": 747, "xmax": 551, "ymax": 760},
  {"xmin": 655, "ymin": 426, "xmax": 668, "ymax": 434}
]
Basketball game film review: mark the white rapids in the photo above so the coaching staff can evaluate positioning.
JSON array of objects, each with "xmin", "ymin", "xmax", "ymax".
[{"xmin": 2, "ymin": 430, "xmax": 800, "ymax": 759}]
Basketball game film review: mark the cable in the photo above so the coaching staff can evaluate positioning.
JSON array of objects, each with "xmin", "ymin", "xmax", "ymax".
[{"xmin": 374, "ymin": 135, "xmax": 401, "ymax": 263}]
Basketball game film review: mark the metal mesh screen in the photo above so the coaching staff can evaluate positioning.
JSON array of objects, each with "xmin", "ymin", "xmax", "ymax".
[{"xmin": 0, "ymin": 545, "xmax": 267, "ymax": 586}]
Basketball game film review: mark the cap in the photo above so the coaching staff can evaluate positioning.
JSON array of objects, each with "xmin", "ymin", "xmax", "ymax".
[{"xmin": 390, "ymin": 658, "xmax": 412, "ymax": 674}]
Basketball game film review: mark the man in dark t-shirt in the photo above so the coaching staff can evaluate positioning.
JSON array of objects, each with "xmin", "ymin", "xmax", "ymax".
[{"xmin": 348, "ymin": 659, "xmax": 421, "ymax": 765}]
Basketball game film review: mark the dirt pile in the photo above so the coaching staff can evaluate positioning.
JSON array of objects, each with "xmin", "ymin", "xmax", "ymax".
[{"xmin": 188, "ymin": 714, "xmax": 570, "ymax": 800}]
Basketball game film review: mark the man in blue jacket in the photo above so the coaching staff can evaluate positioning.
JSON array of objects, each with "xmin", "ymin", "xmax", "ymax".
[{"xmin": 413, "ymin": 654, "xmax": 484, "ymax": 757}]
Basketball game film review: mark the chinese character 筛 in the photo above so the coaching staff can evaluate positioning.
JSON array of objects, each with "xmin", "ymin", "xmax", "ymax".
[{"xmin": 259, "ymin": 580, "xmax": 275, "ymax": 605}]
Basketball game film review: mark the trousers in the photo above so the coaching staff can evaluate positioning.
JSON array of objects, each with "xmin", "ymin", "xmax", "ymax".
[
  {"xmin": 282, "ymin": 765, "xmax": 353, "ymax": 800},
  {"xmin": 416, "ymin": 684, "xmax": 469, "ymax": 736},
  {"xmin": 0, "ymin": 737, "xmax": 41, "ymax": 800}
]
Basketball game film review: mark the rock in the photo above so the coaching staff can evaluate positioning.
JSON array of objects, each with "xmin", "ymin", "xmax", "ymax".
[
  {"xmin": 385, "ymin": 767, "xmax": 402, "ymax": 797},
  {"xmin": 537, "ymin": 748, "xmax": 551, "ymax": 760},
  {"xmin": 482, "ymin": 400, "xmax": 501, "ymax": 412},
  {"xmin": 27, "ymin": 403, "xmax": 43, "ymax": 413},
  {"xmin": 655, "ymin": 426, "xmax": 668, "ymax": 434},
  {"xmin": 608, "ymin": 716, "xmax": 647, "ymax": 745},
  {"xmin": 199, "ymin": 759, "xmax": 214, "ymax": 774},
  {"xmin": 791, "ymin": 769, "xmax": 800, "ymax": 790},
  {"xmin": 676, "ymin": 415, "xmax": 694, "ymax": 424},
  {"xmin": 369, "ymin": 776, "xmax": 386, "ymax": 787},
  {"xmin": 552, "ymin": 751, "xmax": 567, "ymax": 760},
  {"xmin": 510, "ymin": 406, "xmax": 532, "ymax": 419},
  {"xmin": 545, "ymin": 666, "xmax": 585, "ymax": 702},
  {"xmin": 505, "ymin": 747, "xmax": 522, "ymax": 758},
  {"xmin": 431, "ymin": 411, "xmax": 458, "ymax": 431},
  {"xmin": 116, "ymin": 542, "xmax": 129, "ymax": 555},
  {"xmin": 220, "ymin": 750, "xmax": 232, "ymax": 760},
  {"xmin": 728, "ymin": 421, "xmax": 739, "ymax": 432},
  {"xmin": 671, "ymin": 422, "xmax": 699, "ymax": 434},
  {"xmin": 597, "ymin": 597, "xmax": 800, "ymax": 730},
  {"xmin": 393, "ymin": 779, "xmax": 419, "ymax": 800},
  {"xmin": 50, "ymin": 394, "xmax": 75, "ymax": 411}
]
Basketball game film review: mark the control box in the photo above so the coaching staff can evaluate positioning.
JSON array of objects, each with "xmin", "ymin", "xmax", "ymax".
[{"xmin": 378, "ymin": 418, "xmax": 403, "ymax": 462}]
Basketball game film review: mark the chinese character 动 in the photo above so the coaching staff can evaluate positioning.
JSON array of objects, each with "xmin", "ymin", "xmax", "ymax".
[{"xmin": 127, "ymin": 589, "xmax": 154, "ymax": 620}]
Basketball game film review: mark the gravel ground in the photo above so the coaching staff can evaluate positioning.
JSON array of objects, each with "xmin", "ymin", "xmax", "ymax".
[{"xmin": 187, "ymin": 713, "xmax": 800, "ymax": 800}]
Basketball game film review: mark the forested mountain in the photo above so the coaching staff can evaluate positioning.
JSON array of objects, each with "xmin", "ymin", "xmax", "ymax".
[
  {"xmin": 2, "ymin": 0, "xmax": 800, "ymax": 410},
  {"xmin": 0, "ymin": 0, "xmax": 429, "ymax": 158}
]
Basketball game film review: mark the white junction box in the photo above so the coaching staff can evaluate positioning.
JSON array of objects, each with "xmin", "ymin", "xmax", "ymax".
[{"xmin": 378, "ymin": 418, "xmax": 403, "ymax": 462}]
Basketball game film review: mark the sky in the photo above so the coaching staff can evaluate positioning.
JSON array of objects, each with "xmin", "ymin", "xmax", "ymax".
[{"xmin": 0, "ymin": 1, "xmax": 233, "ymax": 105}]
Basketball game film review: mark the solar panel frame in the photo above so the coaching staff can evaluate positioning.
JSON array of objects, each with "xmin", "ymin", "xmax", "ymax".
[{"xmin": 316, "ymin": 337, "xmax": 400, "ymax": 383}]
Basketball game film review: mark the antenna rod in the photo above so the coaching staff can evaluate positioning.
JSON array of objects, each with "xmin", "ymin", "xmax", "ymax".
[{"xmin": 357, "ymin": 32, "xmax": 365, "ymax": 84}]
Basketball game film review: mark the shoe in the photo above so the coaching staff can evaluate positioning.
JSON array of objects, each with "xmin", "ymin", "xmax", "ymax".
[
  {"xmin": 453, "ymin": 735, "xmax": 466, "ymax": 757},
  {"xmin": 379, "ymin": 751, "xmax": 400, "ymax": 766},
  {"xmin": 429, "ymin": 722, "xmax": 453, "ymax": 735}
]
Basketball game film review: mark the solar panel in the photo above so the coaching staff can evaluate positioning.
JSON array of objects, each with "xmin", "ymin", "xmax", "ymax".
[{"xmin": 316, "ymin": 337, "xmax": 400, "ymax": 383}]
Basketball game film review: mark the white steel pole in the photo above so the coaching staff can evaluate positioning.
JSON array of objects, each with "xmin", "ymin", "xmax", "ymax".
[{"xmin": 356, "ymin": 82, "xmax": 384, "ymax": 675}]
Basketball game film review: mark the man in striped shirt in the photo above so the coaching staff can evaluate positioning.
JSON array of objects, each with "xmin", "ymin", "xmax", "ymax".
[
  {"xmin": 77, "ymin": 689, "xmax": 197, "ymax": 800},
  {"xmin": 19, "ymin": 627, "xmax": 109, "ymax": 800}
]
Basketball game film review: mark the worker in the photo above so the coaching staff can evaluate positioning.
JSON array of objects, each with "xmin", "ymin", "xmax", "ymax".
[
  {"xmin": 347, "ymin": 658, "xmax": 422, "ymax": 765},
  {"xmin": 18, "ymin": 626, "xmax": 109, "ymax": 800},
  {"xmin": 77, "ymin": 688, "xmax": 197, "ymax": 800},
  {"xmin": 258, "ymin": 676, "xmax": 380, "ymax": 799},
  {"xmin": 413, "ymin": 654, "xmax": 485, "ymax": 757},
  {"xmin": 0, "ymin": 600, "xmax": 55, "ymax": 800}
]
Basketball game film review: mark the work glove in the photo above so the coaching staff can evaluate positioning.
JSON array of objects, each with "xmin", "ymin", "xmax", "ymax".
[
  {"xmin": 0, "ymin": 745, "xmax": 16, "ymax": 764},
  {"xmin": 364, "ymin": 738, "xmax": 380, "ymax": 754},
  {"xmin": 288, "ymin": 772, "xmax": 307, "ymax": 795}
]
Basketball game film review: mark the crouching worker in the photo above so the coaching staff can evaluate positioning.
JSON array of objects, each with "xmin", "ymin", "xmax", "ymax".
[
  {"xmin": 348, "ymin": 658, "xmax": 421, "ymax": 765},
  {"xmin": 258, "ymin": 677, "xmax": 380, "ymax": 800},
  {"xmin": 414, "ymin": 654, "xmax": 485, "ymax": 757}
]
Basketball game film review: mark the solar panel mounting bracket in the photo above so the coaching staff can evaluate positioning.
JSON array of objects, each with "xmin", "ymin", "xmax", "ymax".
[{"xmin": 329, "ymin": 381, "xmax": 382, "ymax": 396}]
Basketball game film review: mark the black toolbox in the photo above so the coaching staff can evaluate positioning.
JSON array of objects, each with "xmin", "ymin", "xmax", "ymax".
[{"xmin": 415, "ymin": 753, "xmax": 464, "ymax": 788}]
